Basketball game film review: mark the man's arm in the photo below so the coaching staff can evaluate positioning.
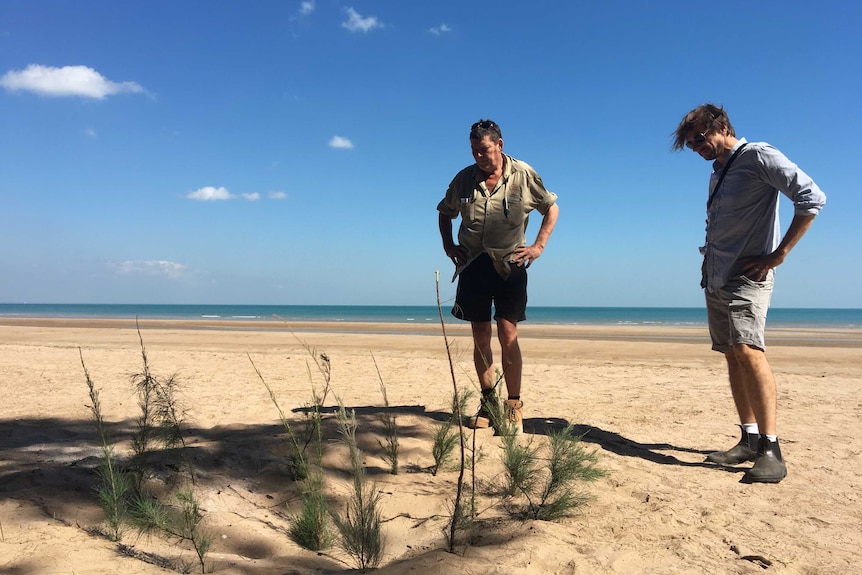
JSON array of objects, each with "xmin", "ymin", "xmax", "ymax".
[
  {"xmin": 739, "ymin": 213, "xmax": 816, "ymax": 281},
  {"xmin": 439, "ymin": 212, "xmax": 467, "ymax": 266},
  {"xmin": 512, "ymin": 203, "xmax": 559, "ymax": 268},
  {"xmin": 740, "ymin": 145, "xmax": 824, "ymax": 281}
]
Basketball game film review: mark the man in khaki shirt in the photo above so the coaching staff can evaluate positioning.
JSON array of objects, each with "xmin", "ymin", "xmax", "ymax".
[{"xmin": 438, "ymin": 119, "xmax": 559, "ymax": 434}]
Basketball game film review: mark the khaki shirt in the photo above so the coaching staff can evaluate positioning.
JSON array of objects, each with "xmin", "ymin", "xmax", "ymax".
[{"xmin": 438, "ymin": 154, "xmax": 557, "ymax": 278}]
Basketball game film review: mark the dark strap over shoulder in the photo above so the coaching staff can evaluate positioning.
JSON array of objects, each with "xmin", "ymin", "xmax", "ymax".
[{"xmin": 707, "ymin": 143, "xmax": 749, "ymax": 210}]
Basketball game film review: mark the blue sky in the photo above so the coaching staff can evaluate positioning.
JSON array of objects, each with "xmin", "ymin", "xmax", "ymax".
[{"xmin": 1, "ymin": 1, "xmax": 859, "ymax": 308}]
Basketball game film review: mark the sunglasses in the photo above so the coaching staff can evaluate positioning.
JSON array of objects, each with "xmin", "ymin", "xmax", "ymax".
[
  {"xmin": 472, "ymin": 120, "xmax": 498, "ymax": 130},
  {"xmin": 685, "ymin": 132, "xmax": 708, "ymax": 149}
]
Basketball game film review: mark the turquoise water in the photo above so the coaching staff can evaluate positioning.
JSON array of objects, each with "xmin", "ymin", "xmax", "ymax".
[{"xmin": 1, "ymin": 304, "xmax": 860, "ymax": 328}]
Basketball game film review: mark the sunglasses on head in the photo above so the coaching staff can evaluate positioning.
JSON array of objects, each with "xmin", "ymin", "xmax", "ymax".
[
  {"xmin": 472, "ymin": 120, "xmax": 497, "ymax": 130},
  {"xmin": 685, "ymin": 131, "xmax": 708, "ymax": 149}
]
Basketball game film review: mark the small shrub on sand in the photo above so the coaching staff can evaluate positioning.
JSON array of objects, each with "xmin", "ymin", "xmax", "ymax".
[
  {"xmin": 372, "ymin": 353, "xmax": 399, "ymax": 475},
  {"xmin": 500, "ymin": 423, "xmax": 606, "ymax": 521},
  {"xmin": 290, "ymin": 470, "xmax": 334, "ymax": 551},
  {"xmin": 331, "ymin": 403, "xmax": 385, "ymax": 571},
  {"xmin": 430, "ymin": 411, "xmax": 459, "ymax": 477},
  {"xmin": 130, "ymin": 489, "xmax": 213, "ymax": 574},
  {"xmin": 81, "ymin": 350, "xmax": 129, "ymax": 542},
  {"xmin": 129, "ymin": 322, "xmax": 193, "ymax": 488},
  {"xmin": 499, "ymin": 432, "xmax": 541, "ymax": 498},
  {"xmin": 85, "ymin": 327, "xmax": 213, "ymax": 573}
]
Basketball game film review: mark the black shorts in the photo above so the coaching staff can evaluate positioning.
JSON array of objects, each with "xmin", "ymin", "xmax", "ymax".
[{"xmin": 452, "ymin": 253, "xmax": 527, "ymax": 323}]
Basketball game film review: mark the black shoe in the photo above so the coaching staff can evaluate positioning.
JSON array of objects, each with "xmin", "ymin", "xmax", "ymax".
[
  {"xmin": 706, "ymin": 441, "xmax": 757, "ymax": 465},
  {"xmin": 742, "ymin": 437, "xmax": 787, "ymax": 484},
  {"xmin": 706, "ymin": 426, "xmax": 758, "ymax": 465}
]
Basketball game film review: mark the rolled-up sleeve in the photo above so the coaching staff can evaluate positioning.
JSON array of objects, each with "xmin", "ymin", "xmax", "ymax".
[
  {"xmin": 755, "ymin": 145, "xmax": 826, "ymax": 215},
  {"xmin": 437, "ymin": 195, "xmax": 458, "ymax": 218}
]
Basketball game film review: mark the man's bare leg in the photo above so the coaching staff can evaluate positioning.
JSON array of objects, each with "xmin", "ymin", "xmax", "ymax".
[
  {"xmin": 729, "ymin": 344, "xmax": 777, "ymax": 435},
  {"xmin": 721, "ymin": 344, "xmax": 786, "ymax": 482},
  {"xmin": 471, "ymin": 321, "xmax": 494, "ymax": 390},
  {"xmin": 465, "ymin": 321, "xmax": 496, "ymax": 429},
  {"xmin": 707, "ymin": 350, "xmax": 761, "ymax": 464},
  {"xmin": 496, "ymin": 318, "xmax": 522, "ymax": 398},
  {"xmin": 497, "ymin": 318, "xmax": 523, "ymax": 434}
]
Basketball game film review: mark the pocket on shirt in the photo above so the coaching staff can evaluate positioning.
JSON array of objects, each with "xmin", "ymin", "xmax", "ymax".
[
  {"xmin": 503, "ymin": 192, "xmax": 527, "ymax": 225},
  {"xmin": 459, "ymin": 196, "xmax": 478, "ymax": 223}
]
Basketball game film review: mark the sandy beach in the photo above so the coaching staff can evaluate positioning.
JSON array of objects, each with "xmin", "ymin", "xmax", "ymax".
[{"xmin": 1, "ymin": 318, "xmax": 860, "ymax": 574}]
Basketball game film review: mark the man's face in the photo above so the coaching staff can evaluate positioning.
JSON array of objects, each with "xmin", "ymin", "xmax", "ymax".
[
  {"xmin": 685, "ymin": 125, "xmax": 723, "ymax": 161},
  {"xmin": 471, "ymin": 136, "xmax": 504, "ymax": 174}
]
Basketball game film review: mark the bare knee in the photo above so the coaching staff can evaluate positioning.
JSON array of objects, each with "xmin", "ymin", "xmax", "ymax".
[
  {"xmin": 731, "ymin": 343, "xmax": 764, "ymax": 361},
  {"xmin": 471, "ymin": 322, "xmax": 492, "ymax": 346},
  {"xmin": 496, "ymin": 319, "xmax": 518, "ymax": 347}
]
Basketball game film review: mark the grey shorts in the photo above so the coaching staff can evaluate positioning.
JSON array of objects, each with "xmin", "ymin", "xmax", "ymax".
[{"xmin": 705, "ymin": 272, "xmax": 774, "ymax": 353}]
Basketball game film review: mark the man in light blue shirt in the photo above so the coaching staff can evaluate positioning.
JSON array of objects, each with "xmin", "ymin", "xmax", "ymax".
[{"xmin": 673, "ymin": 104, "xmax": 826, "ymax": 484}]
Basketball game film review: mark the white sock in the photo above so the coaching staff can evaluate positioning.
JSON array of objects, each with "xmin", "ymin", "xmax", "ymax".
[
  {"xmin": 765, "ymin": 434, "xmax": 777, "ymax": 442},
  {"xmin": 742, "ymin": 423, "xmax": 759, "ymax": 435}
]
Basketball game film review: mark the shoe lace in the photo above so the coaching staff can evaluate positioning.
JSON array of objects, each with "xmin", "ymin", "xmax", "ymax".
[{"xmin": 505, "ymin": 402, "xmax": 520, "ymax": 421}]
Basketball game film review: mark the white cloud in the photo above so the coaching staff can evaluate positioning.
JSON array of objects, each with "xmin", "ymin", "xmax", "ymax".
[
  {"xmin": 299, "ymin": 1, "xmax": 315, "ymax": 15},
  {"xmin": 185, "ymin": 186, "xmax": 264, "ymax": 201},
  {"xmin": 113, "ymin": 260, "xmax": 187, "ymax": 278},
  {"xmin": 429, "ymin": 24, "xmax": 451, "ymax": 35},
  {"xmin": 342, "ymin": 7, "xmax": 382, "ymax": 32},
  {"xmin": 0, "ymin": 64, "xmax": 145, "ymax": 99},
  {"xmin": 329, "ymin": 135, "xmax": 354, "ymax": 149},
  {"xmin": 269, "ymin": 191, "xmax": 288, "ymax": 200},
  {"xmin": 187, "ymin": 186, "xmax": 234, "ymax": 201},
  {"xmin": 84, "ymin": 127, "xmax": 97, "ymax": 138}
]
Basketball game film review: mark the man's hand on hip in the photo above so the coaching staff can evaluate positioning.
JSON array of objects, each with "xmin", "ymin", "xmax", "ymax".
[
  {"xmin": 445, "ymin": 244, "xmax": 469, "ymax": 267},
  {"xmin": 511, "ymin": 244, "xmax": 544, "ymax": 268}
]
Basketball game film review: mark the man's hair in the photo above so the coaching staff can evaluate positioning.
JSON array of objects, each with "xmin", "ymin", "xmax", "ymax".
[
  {"xmin": 672, "ymin": 104, "xmax": 735, "ymax": 151},
  {"xmin": 470, "ymin": 119, "xmax": 502, "ymax": 142}
]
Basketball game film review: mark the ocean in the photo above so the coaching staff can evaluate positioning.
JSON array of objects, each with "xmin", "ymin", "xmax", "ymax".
[{"xmin": 1, "ymin": 304, "xmax": 860, "ymax": 329}]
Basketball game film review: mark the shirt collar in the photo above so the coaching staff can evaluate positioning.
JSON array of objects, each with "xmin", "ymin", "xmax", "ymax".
[
  {"xmin": 472, "ymin": 154, "xmax": 513, "ymax": 184},
  {"xmin": 712, "ymin": 138, "xmax": 748, "ymax": 172}
]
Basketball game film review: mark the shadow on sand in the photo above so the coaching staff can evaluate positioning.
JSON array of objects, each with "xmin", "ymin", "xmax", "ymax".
[{"xmin": 0, "ymin": 402, "xmax": 736, "ymax": 572}]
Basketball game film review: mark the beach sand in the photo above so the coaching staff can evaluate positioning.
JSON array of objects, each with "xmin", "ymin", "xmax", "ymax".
[{"xmin": 1, "ymin": 318, "xmax": 860, "ymax": 574}]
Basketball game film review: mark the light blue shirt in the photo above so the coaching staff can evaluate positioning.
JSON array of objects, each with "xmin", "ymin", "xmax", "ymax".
[{"xmin": 701, "ymin": 138, "xmax": 826, "ymax": 292}]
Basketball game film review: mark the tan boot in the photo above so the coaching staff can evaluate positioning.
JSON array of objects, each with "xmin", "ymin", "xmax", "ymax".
[
  {"xmin": 503, "ymin": 399, "xmax": 524, "ymax": 435},
  {"xmin": 466, "ymin": 393, "xmax": 496, "ymax": 429}
]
